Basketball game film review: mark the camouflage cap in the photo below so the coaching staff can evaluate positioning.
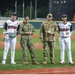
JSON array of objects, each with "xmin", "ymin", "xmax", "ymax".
[
  {"xmin": 11, "ymin": 12, "xmax": 17, "ymax": 16},
  {"xmin": 47, "ymin": 13, "xmax": 53, "ymax": 17},
  {"xmin": 62, "ymin": 14, "xmax": 67, "ymax": 18}
]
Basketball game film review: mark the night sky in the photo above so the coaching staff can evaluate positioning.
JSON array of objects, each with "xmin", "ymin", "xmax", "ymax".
[
  {"xmin": 0, "ymin": 0, "xmax": 48, "ymax": 15},
  {"xmin": 0, "ymin": 0, "xmax": 75, "ymax": 20}
]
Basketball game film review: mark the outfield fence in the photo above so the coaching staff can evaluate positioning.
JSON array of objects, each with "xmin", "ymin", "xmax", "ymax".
[{"xmin": 0, "ymin": 20, "xmax": 75, "ymax": 29}]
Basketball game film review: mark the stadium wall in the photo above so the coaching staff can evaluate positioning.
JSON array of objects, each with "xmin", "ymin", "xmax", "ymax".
[
  {"xmin": 30, "ymin": 21, "xmax": 75, "ymax": 29},
  {"xmin": 0, "ymin": 20, "xmax": 75, "ymax": 29}
]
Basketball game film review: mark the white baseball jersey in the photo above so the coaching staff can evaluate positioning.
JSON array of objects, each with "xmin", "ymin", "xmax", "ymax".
[
  {"xmin": 4, "ymin": 19, "xmax": 20, "ymax": 34},
  {"xmin": 58, "ymin": 22, "xmax": 72, "ymax": 37}
]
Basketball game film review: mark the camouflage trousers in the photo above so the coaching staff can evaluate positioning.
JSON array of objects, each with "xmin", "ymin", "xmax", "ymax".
[
  {"xmin": 20, "ymin": 38, "xmax": 35, "ymax": 62},
  {"xmin": 43, "ymin": 41, "xmax": 55, "ymax": 61}
]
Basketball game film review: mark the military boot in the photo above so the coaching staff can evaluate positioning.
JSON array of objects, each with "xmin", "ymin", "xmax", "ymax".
[
  {"xmin": 51, "ymin": 60, "xmax": 55, "ymax": 64},
  {"xmin": 23, "ymin": 61, "xmax": 29, "ymax": 65},
  {"xmin": 32, "ymin": 60, "xmax": 40, "ymax": 65},
  {"xmin": 42, "ymin": 61, "xmax": 47, "ymax": 64}
]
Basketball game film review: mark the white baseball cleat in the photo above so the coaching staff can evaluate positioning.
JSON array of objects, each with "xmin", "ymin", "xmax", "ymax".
[
  {"xmin": 69, "ymin": 62, "xmax": 74, "ymax": 64},
  {"xmin": 60, "ymin": 61, "xmax": 64, "ymax": 64},
  {"xmin": 11, "ymin": 61, "xmax": 16, "ymax": 64},
  {"xmin": 2, "ymin": 60, "xmax": 6, "ymax": 64}
]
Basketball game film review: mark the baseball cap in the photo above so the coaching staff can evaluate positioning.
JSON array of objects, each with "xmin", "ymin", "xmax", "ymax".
[
  {"xmin": 47, "ymin": 13, "xmax": 53, "ymax": 17},
  {"xmin": 11, "ymin": 12, "xmax": 17, "ymax": 16},
  {"xmin": 62, "ymin": 14, "xmax": 67, "ymax": 18}
]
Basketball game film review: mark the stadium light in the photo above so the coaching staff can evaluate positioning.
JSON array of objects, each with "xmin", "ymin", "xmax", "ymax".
[
  {"xmin": 53, "ymin": 0, "xmax": 66, "ymax": 20},
  {"xmin": 54, "ymin": 0, "xmax": 66, "ymax": 4}
]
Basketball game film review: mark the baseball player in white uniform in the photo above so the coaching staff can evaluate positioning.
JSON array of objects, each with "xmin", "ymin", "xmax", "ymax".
[
  {"xmin": 2, "ymin": 12, "xmax": 20, "ymax": 64},
  {"xmin": 58, "ymin": 14, "xmax": 74, "ymax": 64}
]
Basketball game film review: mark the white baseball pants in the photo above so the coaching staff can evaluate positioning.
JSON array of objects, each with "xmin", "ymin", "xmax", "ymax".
[
  {"xmin": 59, "ymin": 37, "xmax": 73, "ymax": 62},
  {"xmin": 2, "ymin": 34, "xmax": 16, "ymax": 63}
]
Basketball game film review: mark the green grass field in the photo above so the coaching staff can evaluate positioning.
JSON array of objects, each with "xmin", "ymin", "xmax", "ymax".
[{"xmin": 0, "ymin": 28, "xmax": 75, "ymax": 70}]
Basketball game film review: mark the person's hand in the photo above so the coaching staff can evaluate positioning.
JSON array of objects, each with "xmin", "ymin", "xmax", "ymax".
[
  {"xmin": 48, "ymin": 31, "xmax": 54, "ymax": 34},
  {"xmin": 3, "ymin": 34, "xmax": 6, "ymax": 41},
  {"xmin": 3, "ymin": 30, "xmax": 6, "ymax": 41},
  {"xmin": 48, "ymin": 31, "xmax": 54, "ymax": 35},
  {"xmin": 47, "ymin": 30, "xmax": 51, "ymax": 33},
  {"xmin": 3, "ymin": 38, "xmax": 5, "ymax": 41},
  {"xmin": 26, "ymin": 32, "xmax": 32, "ymax": 35},
  {"xmin": 29, "ymin": 32, "xmax": 32, "ymax": 35},
  {"xmin": 41, "ymin": 38, "xmax": 44, "ymax": 42},
  {"xmin": 66, "ymin": 32, "xmax": 69, "ymax": 35}
]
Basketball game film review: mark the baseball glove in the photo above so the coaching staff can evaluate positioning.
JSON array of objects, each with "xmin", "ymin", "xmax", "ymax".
[{"xmin": 9, "ymin": 33, "xmax": 16, "ymax": 38}]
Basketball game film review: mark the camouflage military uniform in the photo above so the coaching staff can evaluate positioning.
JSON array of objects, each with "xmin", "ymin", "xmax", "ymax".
[
  {"xmin": 40, "ymin": 20, "xmax": 57, "ymax": 64},
  {"xmin": 19, "ymin": 22, "xmax": 36, "ymax": 62}
]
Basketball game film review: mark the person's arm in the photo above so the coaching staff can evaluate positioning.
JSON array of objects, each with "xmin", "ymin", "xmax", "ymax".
[
  {"xmin": 58, "ymin": 25, "xmax": 60, "ymax": 33},
  {"xmin": 18, "ymin": 24, "xmax": 25, "ymax": 35},
  {"xmin": 39, "ymin": 23, "xmax": 44, "ymax": 39},
  {"xmin": 70, "ymin": 24, "xmax": 73, "ymax": 35},
  {"xmin": 39, "ymin": 22, "xmax": 45, "ymax": 42},
  {"xmin": 4, "ymin": 22, "xmax": 7, "ymax": 31},
  {"xmin": 31, "ymin": 25, "xmax": 35, "ymax": 35},
  {"xmin": 17, "ymin": 24, "xmax": 20, "ymax": 35},
  {"xmin": 70, "ymin": 25, "xmax": 73, "ymax": 32},
  {"xmin": 54, "ymin": 22, "xmax": 58, "ymax": 32},
  {"xmin": 3, "ymin": 22, "xmax": 7, "ymax": 41}
]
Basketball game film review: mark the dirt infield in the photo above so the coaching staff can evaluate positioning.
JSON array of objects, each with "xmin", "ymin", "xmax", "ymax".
[{"xmin": 0, "ymin": 67, "xmax": 75, "ymax": 74}]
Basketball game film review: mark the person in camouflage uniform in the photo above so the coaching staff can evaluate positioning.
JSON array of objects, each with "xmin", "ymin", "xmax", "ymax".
[
  {"xmin": 19, "ymin": 16, "xmax": 39, "ymax": 65},
  {"xmin": 40, "ymin": 13, "xmax": 58, "ymax": 64}
]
